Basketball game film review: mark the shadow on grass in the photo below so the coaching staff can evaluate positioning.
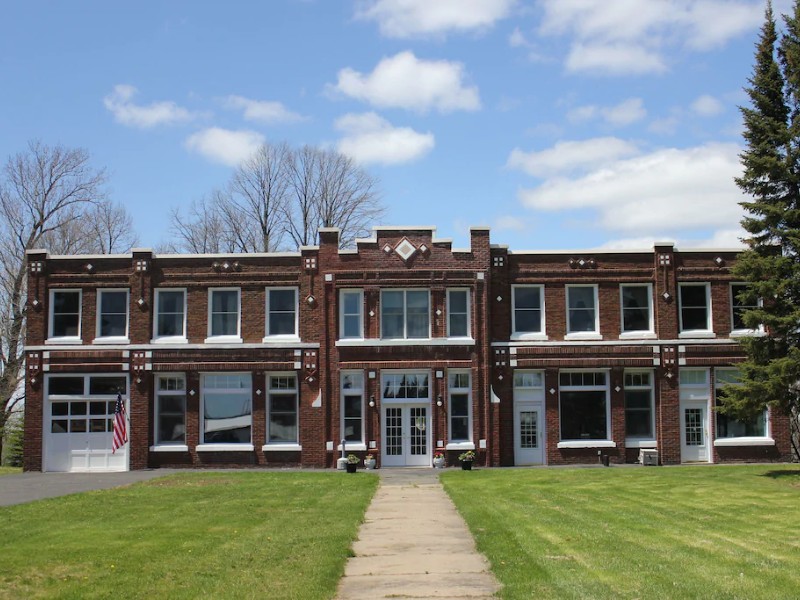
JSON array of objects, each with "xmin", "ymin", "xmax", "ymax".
[{"xmin": 760, "ymin": 469, "xmax": 800, "ymax": 479}]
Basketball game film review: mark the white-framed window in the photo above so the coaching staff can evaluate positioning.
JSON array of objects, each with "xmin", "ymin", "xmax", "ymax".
[
  {"xmin": 730, "ymin": 283, "xmax": 760, "ymax": 333},
  {"xmin": 200, "ymin": 373, "xmax": 252, "ymax": 446},
  {"xmin": 381, "ymin": 371, "xmax": 430, "ymax": 401},
  {"xmin": 447, "ymin": 289, "xmax": 470, "ymax": 338},
  {"xmin": 380, "ymin": 290, "xmax": 430, "ymax": 339},
  {"xmin": 154, "ymin": 375, "xmax": 186, "ymax": 447},
  {"xmin": 267, "ymin": 373, "xmax": 299, "ymax": 444},
  {"xmin": 679, "ymin": 283, "xmax": 712, "ymax": 335},
  {"xmin": 339, "ymin": 289, "xmax": 363, "ymax": 339},
  {"xmin": 624, "ymin": 370, "xmax": 654, "ymax": 440},
  {"xmin": 265, "ymin": 287, "xmax": 298, "ymax": 338},
  {"xmin": 620, "ymin": 284, "xmax": 653, "ymax": 336},
  {"xmin": 95, "ymin": 289, "xmax": 129, "ymax": 341},
  {"xmin": 341, "ymin": 371, "xmax": 364, "ymax": 444},
  {"xmin": 47, "ymin": 374, "xmax": 128, "ymax": 435},
  {"xmin": 448, "ymin": 370, "xmax": 471, "ymax": 442},
  {"xmin": 714, "ymin": 368, "xmax": 768, "ymax": 439},
  {"xmin": 566, "ymin": 285, "xmax": 599, "ymax": 336},
  {"xmin": 49, "ymin": 289, "xmax": 81, "ymax": 340},
  {"xmin": 559, "ymin": 371, "xmax": 610, "ymax": 441},
  {"xmin": 207, "ymin": 288, "xmax": 241, "ymax": 341},
  {"xmin": 154, "ymin": 289, "xmax": 187, "ymax": 342},
  {"xmin": 511, "ymin": 285, "xmax": 544, "ymax": 338}
]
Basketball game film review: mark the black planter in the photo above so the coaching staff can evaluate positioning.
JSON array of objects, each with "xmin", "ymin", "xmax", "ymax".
[
  {"xmin": 346, "ymin": 463, "xmax": 358, "ymax": 473},
  {"xmin": 461, "ymin": 461, "xmax": 473, "ymax": 471}
]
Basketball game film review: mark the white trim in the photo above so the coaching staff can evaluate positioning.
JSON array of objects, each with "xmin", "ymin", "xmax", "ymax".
[
  {"xmin": 47, "ymin": 288, "xmax": 82, "ymax": 342},
  {"xmin": 207, "ymin": 287, "xmax": 241, "ymax": 340},
  {"xmin": 339, "ymin": 289, "xmax": 364, "ymax": 340},
  {"xmin": 619, "ymin": 332, "xmax": 657, "ymax": 340},
  {"xmin": 196, "ymin": 444, "xmax": 255, "ymax": 452},
  {"xmin": 150, "ymin": 445, "xmax": 189, "ymax": 452},
  {"xmin": 566, "ymin": 284, "xmax": 599, "ymax": 335},
  {"xmin": 446, "ymin": 288, "xmax": 471, "ymax": 338},
  {"xmin": 153, "ymin": 288, "xmax": 187, "ymax": 342},
  {"xmin": 95, "ymin": 288, "xmax": 130, "ymax": 341},
  {"xmin": 265, "ymin": 287, "xmax": 299, "ymax": 339},
  {"xmin": 92, "ymin": 338, "xmax": 131, "ymax": 345},
  {"xmin": 557, "ymin": 440, "xmax": 616, "ymax": 449},
  {"xmin": 625, "ymin": 440, "xmax": 657, "ymax": 449},
  {"xmin": 511, "ymin": 285, "xmax": 545, "ymax": 338},
  {"xmin": 337, "ymin": 443, "xmax": 367, "ymax": 452},
  {"xmin": 29, "ymin": 341, "xmax": 320, "ymax": 351},
  {"xmin": 564, "ymin": 332, "xmax": 603, "ymax": 341},
  {"xmin": 445, "ymin": 441, "xmax": 475, "ymax": 451},
  {"xmin": 714, "ymin": 438, "xmax": 775, "ymax": 447},
  {"xmin": 336, "ymin": 338, "xmax": 474, "ymax": 347},
  {"xmin": 262, "ymin": 443, "xmax": 303, "ymax": 452}
]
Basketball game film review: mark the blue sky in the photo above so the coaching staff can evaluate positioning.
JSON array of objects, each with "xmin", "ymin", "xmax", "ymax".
[{"xmin": 0, "ymin": 0, "xmax": 781, "ymax": 251}]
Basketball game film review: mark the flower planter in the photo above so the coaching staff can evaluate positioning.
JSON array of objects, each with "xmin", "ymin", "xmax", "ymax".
[
  {"xmin": 461, "ymin": 461, "xmax": 472, "ymax": 471},
  {"xmin": 433, "ymin": 457, "xmax": 445, "ymax": 469},
  {"xmin": 364, "ymin": 459, "xmax": 377, "ymax": 470},
  {"xmin": 346, "ymin": 463, "xmax": 358, "ymax": 473}
]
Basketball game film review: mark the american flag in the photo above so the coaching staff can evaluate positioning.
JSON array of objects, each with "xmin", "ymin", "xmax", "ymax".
[{"xmin": 112, "ymin": 393, "xmax": 128, "ymax": 454}]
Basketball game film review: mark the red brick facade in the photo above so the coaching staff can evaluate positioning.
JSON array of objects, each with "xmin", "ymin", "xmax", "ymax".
[{"xmin": 23, "ymin": 227, "xmax": 793, "ymax": 472}]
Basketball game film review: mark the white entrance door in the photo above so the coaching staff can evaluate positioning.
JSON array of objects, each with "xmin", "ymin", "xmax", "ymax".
[
  {"xmin": 382, "ymin": 404, "xmax": 430, "ymax": 467},
  {"xmin": 680, "ymin": 403, "xmax": 709, "ymax": 462},
  {"xmin": 514, "ymin": 403, "xmax": 544, "ymax": 465}
]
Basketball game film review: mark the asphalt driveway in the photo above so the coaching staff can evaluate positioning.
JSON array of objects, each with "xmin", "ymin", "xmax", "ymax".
[{"xmin": 0, "ymin": 470, "xmax": 178, "ymax": 506}]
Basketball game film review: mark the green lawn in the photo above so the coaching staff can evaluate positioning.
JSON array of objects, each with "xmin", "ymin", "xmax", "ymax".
[
  {"xmin": 0, "ymin": 471, "xmax": 377, "ymax": 599},
  {"xmin": 0, "ymin": 467, "xmax": 21, "ymax": 476},
  {"xmin": 442, "ymin": 465, "xmax": 800, "ymax": 600}
]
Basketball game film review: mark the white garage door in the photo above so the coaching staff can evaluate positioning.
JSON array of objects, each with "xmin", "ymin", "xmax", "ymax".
[{"xmin": 44, "ymin": 374, "xmax": 129, "ymax": 472}]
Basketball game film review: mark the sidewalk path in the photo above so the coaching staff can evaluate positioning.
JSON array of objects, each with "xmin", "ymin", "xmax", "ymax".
[{"xmin": 336, "ymin": 468, "xmax": 499, "ymax": 599}]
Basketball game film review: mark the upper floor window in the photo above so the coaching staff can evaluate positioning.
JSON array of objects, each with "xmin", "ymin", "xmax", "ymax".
[
  {"xmin": 559, "ymin": 371, "xmax": 609, "ymax": 441},
  {"xmin": 714, "ymin": 369, "xmax": 767, "ymax": 439},
  {"xmin": 267, "ymin": 373, "xmax": 298, "ymax": 444},
  {"xmin": 566, "ymin": 285, "xmax": 599, "ymax": 335},
  {"xmin": 511, "ymin": 285, "xmax": 544, "ymax": 337},
  {"xmin": 381, "ymin": 290, "xmax": 429, "ymax": 339},
  {"xmin": 96, "ymin": 289, "xmax": 128, "ymax": 340},
  {"xmin": 731, "ymin": 284, "xmax": 760, "ymax": 333},
  {"xmin": 340, "ymin": 290, "xmax": 363, "ymax": 339},
  {"xmin": 448, "ymin": 371, "xmax": 471, "ymax": 442},
  {"xmin": 265, "ymin": 288, "xmax": 298, "ymax": 338},
  {"xmin": 447, "ymin": 289, "xmax": 470, "ymax": 338},
  {"xmin": 341, "ymin": 371, "xmax": 364, "ymax": 444},
  {"xmin": 679, "ymin": 283, "xmax": 712, "ymax": 334},
  {"xmin": 49, "ymin": 289, "xmax": 81, "ymax": 340},
  {"xmin": 208, "ymin": 288, "xmax": 240, "ymax": 340},
  {"xmin": 154, "ymin": 289, "xmax": 186, "ymax": 341},
  {"xmin": 624, "ymin": 371, "xmax": 654, "ymax": 440},
  {"xmin": 154, "ymin": 375, "xmax": 186, "ymax": 446},
  {"xmin": 201, "ymin": 373, "xmax": 251, "ymax": 445},
  {"xmin": 620, "ymin": 284, "xmax": 653, "ymax": 335}
]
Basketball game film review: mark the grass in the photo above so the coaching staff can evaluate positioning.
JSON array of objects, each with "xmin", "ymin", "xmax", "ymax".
[
  {"xmin": 442, "ymin": 465, "xmax": 800, "ymax": 600},
  {"xmin": 0, "ymin": 467, "xmax": 21, "ymax": 476},
  {"xmin": 0, "ymin": 471, "xmax": 378, "ymax": 599}
]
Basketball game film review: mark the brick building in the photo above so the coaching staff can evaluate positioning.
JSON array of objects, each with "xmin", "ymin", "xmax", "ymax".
[{"xmin": 23, "ymin": 226, "xmax": 792, "ymax": 472}]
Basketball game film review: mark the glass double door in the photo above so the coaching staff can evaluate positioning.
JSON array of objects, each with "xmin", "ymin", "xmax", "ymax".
[{"xmin": 382, "ymin": 404, "xmax": 430, "ymax": 467}]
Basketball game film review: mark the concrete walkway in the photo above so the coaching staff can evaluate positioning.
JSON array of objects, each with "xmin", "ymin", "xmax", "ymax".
[{"xmin": 336, "ymin": 468, "xmax": 500, "ymax": 599}]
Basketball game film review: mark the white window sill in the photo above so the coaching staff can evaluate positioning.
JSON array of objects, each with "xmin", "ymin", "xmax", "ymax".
[
  {"xmin": 446, "ymin": 441, "xmax": 475, "ymax": 451},
  {"xmin": 714, "ymin": 437, "xmax": 775, "ymax": 447},
  {"xmin": 45, "ymin": 338, "xmax": 82, "ymax": 345},
  {"xmin": 196, "ymin": 444, "xmax": 254, "ymax": 452},
  {"xmin": 262, "ymin": 443, "xmax": 302, "ymax": 452},
  {"xmin": 151, "ymin": 337, "xmax": 188, "ymax": 344},
  {"xmin": 93, "ymin": 337, "xmax": 131, "ymax": 345},
  {"xmin": 558, "ymin": 440, "xmax": 617, "ymax": 449},
  {"xmin": 564, "ymin": 333, "xmax": 603, "ymax": 341},
  {"xmin": 729, "ymin": 330, "xmax": 766, "ymax": 338},
  {"xmin": 510, "ymin": 332, "xmax": 548, "ymax": 341},
  {"xmin": 262, "ymin": 336, "xmax": 301, "ymax": 344},
  {"xmin": 150, "ymin": 444, "xmax": 189, "ymax": 452},
  {"xmin": 337, "ymin": 443, "xmax": 367, "ymax": 452},
  {"xmin": 336, "ymin": 338, "xmax": 475, "ymax": 347},
  {"xmin": 204, "ymin": 336, "xmax": 243, "ymax": 344},
  {"xmin": 625, "ymin": 439, "xmax": 657, "ymax": 449},
  {"xmin": 619, "ymin": 331, "xmax": 657, "ymax": 340},
  {"xmin": 678, "ymin": 331, "xmax": 716, "ymax": 339}
]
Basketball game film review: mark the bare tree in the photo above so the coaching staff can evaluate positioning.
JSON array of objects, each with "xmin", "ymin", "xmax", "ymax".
[
  {"xmin": 167, "ymin": 142, "xmax": 383, "ymax": 252},
  {"xmin": 0, "ymin": 141, "xmax": 126, "ymax": 460}
]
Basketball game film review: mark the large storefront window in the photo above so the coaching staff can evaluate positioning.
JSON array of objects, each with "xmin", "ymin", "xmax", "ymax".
[
  {"xmin": 559, "ymin": 371, "xmax": 609, "ymax": 441},
  {"xmin": 201, "ymin": 374, "xmax": 252, "ymax": 444},
  {"xmin": 715, "ymin": 369, "xmax": 767, "ymax": 438}
]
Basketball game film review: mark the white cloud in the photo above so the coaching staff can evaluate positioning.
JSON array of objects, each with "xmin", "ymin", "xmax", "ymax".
[
  {"xmin": 538, "ymin": 0, "xmax": 762, "ymax": 75},
  {"xmin": 507, "ymin": 137, "xmax": 640, "ymax": 177},
  {"xmin": 568, "ymin": 98, "xmax": 646, "ymax": 126},
  {"xmin": 330, "ymin": 51, "xmax": 480, "ymax": 113},
  {"xmin": 184, "ymin": 127, "xmax": 265, "ymax": 166},
  {"xmin": 356, "ymin": 0, "xmax": 516, "ymax": 38},
  {"xmin": 224, "ymin": 95, "xmax": 306, "ymax": 124},
  {"xmin": 691, "ymin": 94, "xmax": 725, "ymax": 117},
  {"xmin": 517, "ymin": 141, "xmax": 745, "ymax": 236},
  {"xmin": 335, "ymin": 112, "xmax": 434, "ymax": 165},
  {"xmin": 103, "ymin": 84, "xmax": 201, "ymax": 128}
]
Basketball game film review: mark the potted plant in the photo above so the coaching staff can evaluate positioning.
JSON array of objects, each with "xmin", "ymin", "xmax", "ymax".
[
  {"xmin": 433, "ymin": 452, "xmax": 445, "ymax": 468},
  {"xmin": 346, "ymin": 454, "xmax": 359, "ymax": 473},
  {"xmin": 364, "ymin": 453, "xmax": 377, "ymax": 470},
  {"xmin": 458, "ymin": 450, "xmax": 475, "ymax": 471}
]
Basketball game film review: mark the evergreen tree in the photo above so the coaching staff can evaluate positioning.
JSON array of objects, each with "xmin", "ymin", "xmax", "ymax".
[{"xmin": 722, "ymin": 1, "xmax": 800, "ymax": 458}]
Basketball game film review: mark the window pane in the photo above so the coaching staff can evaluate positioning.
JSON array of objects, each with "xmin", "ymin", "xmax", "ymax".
[
  {"xmin": 451, "ymin": 417, "xmax": 469, "ymax": 441},
  {"xmin": 70, "ymin": 419, "xmax": 87, "ymax": 433},
  {"xmin": 680, "ymin": 286, "xmax": 709, "ymax": 330},
  {"xmin": 625, "ymin": 410, "xmax": 652, "ymax": 437},
  {"xmin": 269, "ymin": 412, "xmax": 297, "ymax": 442},
  {"xmin": 70, "ymin": 402, "xmax": 87, "ymax": 416},
  {"xmin": 622, "ymin": 286, "xmax": 650, "ymax": 331},
  {"xmin": 101, "ymin": 291, "xmax": 127, "ymax": 314},
  {"xmin": 158, "ymin": 291, "xmax": 184, "ymax": 313},
  {"xmin": 51, "ymin": 402, "xmax": 69, "ymax": 416},
  {"xmin": 159, "ymin": 414, "xmax": 186, "ymax": 443},
  {"xmin": 450, "ymin": 394, "xmax": 469, "ymax": 416},
  {"xmin": 560, "ymin": 390, "xmax": 607, "ymax": 440},
  {"xmin": 343, "ymin": 291, "xmax": 360, "ymax": 314},
  {"xmin": 160, "ymin": 395, "xmax": 186, "ymax": 414},
  {"xmin": 270, "ymin": 289, "xmax": 295, "ymax": 311},
  {"xmin": 515, "ymin": 287, "xmax": 540, "ymax": 309},
  {"xmin": 515, "ymin": 310, "xmax": 541, "ymax": 333},
  {"xmin": 343, "ymin": 315, "xmax": 361, "ymax": 338},
  {"xmin": 52, "ymin": 290, "xmax": 81, "ymax": 337},
  {"xmin": 382, "ymin": 292, "xmax": 405, "ymax": 338},
  {"xmin": 203, "ymin": 391, "xmax": 251, "ymax": 443},
  {"xmin": 90, "ymin": 377, "xmax": 127, "ymax": 395},
  {"xmin": 449, "ymin": 290, "xmax": 467, "ymax": 313},
  {"xmin": 157, "ymin": 291, "xmax": 184, "ymax": 337},
  {"xmin": 48, "ymin": 377, "xmax": 84, "ymax": 396},
  {"xmin": 268, "ymin": 313, "xmax": 294, "ymax": 335},
  {"xmin": 568, "ymin": 287, "xmax": 596, "ymax": 333},
  {"xmin": 344, "ymin": 395, "xmax": 362, "ymax": 418},
  {"xmin": 406, "ymin": 291, "xmax": 429, "ymax": 338},
  {"xmin": 89, "ymin": 401, "xmax": 106, "ymax": 415}
]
